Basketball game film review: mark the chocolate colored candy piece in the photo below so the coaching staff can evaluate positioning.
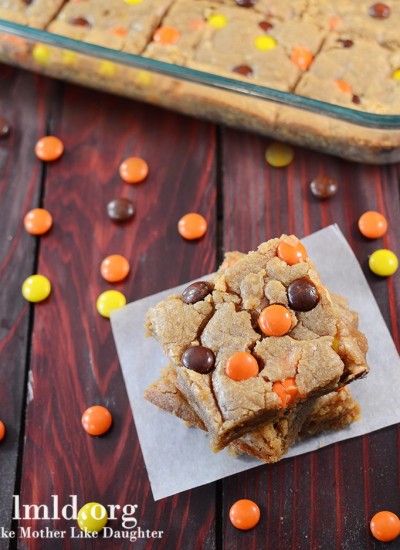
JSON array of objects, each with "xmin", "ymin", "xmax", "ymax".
[
  {"xmin": 232, "ymin": 65, "xmax": 253, "ymax": 77},
  {"xmin": 182, "ymin": 346, "xmax": 215, "ymax": 374},
  {"xmin": 287, "ymin": 278, "xmax": 319, "ymax": 312},
  {"xmin": 337, "ymin": 39, "xmax": 354, "ymax": 48},
  {"xmin": 107, "ymin": 198, "xmax": 135, "ymax": 222},
  {"xmin": 259, "ymin": 20, "xmax": 273, "ymax": 32},
  {"xmin": 235, "ymin": 0, "xmax": 257, "ymax": 6},
  {"xmin": 0, "ymin": 116, "xmax": 10, "ymax": 138},
  {"xmin": 368, "ymin": 3, "xmax": 390, "ymax": 18},
  {"xmin": 310, "ymin": 176, "xmax": 338, "ymax": 199},
  {"xmin": 70, "ymin": 17, "xmax": 91, "ymax": 27},
  {"xmin": 182, "ymin": 281, "xmax": 211, "ymax": 304},
  {"xmin": 352, "ymin": 94, "xmax": 361, "ymax": 105}
]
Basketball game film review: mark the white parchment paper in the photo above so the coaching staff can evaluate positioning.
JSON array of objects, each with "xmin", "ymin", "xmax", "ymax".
[{"xmin": 111, "ymin": 225, "xmax": 400, "ymax": 501}]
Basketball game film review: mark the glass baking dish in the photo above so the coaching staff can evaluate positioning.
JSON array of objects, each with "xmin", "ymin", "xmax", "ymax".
[{"xmin": 1, "ymin": 19, "xmax": 400, "ymax": 164}]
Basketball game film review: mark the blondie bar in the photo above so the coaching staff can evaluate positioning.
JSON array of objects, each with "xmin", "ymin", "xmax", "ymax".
[{"xmin": 145, "ymin": 236, "xmax": 368, "ymax": 451}]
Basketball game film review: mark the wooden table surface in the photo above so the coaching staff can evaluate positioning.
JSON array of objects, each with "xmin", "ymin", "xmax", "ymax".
[{"xmin": 0, "ymin": 64, "xmax": 399, "ymax": 550}]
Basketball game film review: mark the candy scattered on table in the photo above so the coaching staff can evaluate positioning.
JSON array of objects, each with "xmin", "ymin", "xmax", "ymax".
[
  {"xmin": 229, "ymin": 499, "xmax": 260, "ymax": 530},
  {"xmin": 309, "ymin": 175, "xmax": 339, "ymax": 199},
  {"xmin": 369, "ymin": 249, "xmax": 398, "ymax": 277},
  {"xmin": 21, "ymin": 275, "xmax": 51, "ymax": 303},
  {"xmin": 258, "ymin": 304, "xmax": 292, "ymax": 336},
  {"xmin": 358, "ymin": 211, "xmax": 388, "ymax": 239},
  {"xmin": 100, "ymin": 254, "xmax": 130, "ymax": 283},
  {"xmin": 265, "ymin": 142, "xmax": 294, "ymax": 167},
  {"xmin": 96, "ymin": 290, "xmax": 126, "ymax": 318},
  {"xmin": 119, "ymin": 156, "xmax": 149, "ymax": 184},
  {"xmin": 182, "ymin": 281, "xmax": 211, "ymax": 304},
  {"xmin": 107, "ymin": 198, "xmax": 135, "ymax": 222},
  {"xmin": 0, "ymin": 420, "xmax": 5, "ymax": 442},
  {"xmin": 277, "ymin": 239, "xmax": 307, "ymax": 265},
  {"xmin": 182, "ymin": 346, "xmax": 215, "ymax": 374},
  {"xmin": 24, "ymin": 208, "xmax": 53, "ymax": 235},
  {"xmin": 178, "ymin": 213, "xmax": 207, "ymax": 240},
  {"xmin": 226, "ymin": 352, "xmax": 259, "ymax": 381},
  {"xmin": 82, "ymin": 405, "xmax": 112, "ymax": 436},
  {"xmin": 35, "ymin": 136, "xmax": 64, "ymax": 161},
  {"xmin": 287, "ymin": 277, "xmax": 319, "ymax": 311},
  {"xmin": 77, "ymin": 502, "xmax": 108, "ymax": 534},
  {"xmin": 370, "ymin": 511, "xmax": 400, "ymax": 542},
  {"xmin": 0, "ymin": 116, "xmax": 10, "ymax": 138}
]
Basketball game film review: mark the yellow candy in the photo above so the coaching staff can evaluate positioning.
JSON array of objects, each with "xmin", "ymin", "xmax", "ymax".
[
  {"xmin": 369, "ymin": 249, "xmax": 398, "ymax": 277},
  {"xmin": 77, "ymin": 503, "xmax": 108, "ymax": 534},
  {"xmin": 124, "ymin": 0, "xmax": 144, "ymax": 4},
  {"xmin": 392, "ymin": 68, "xmax": 400, "ymax": 80},
  {"xmin": 96, "ymin": 290, "xmax": 126, "ymax": 318},
  {"xmin": 255, "ymin": 35, "xmax": 277, "ymax": 51},
  {"xmin": 98, "ymin": 61, "xmax": 116, "ymax": 77},
  {"xmin": 208, "ymin": 14, "xmax": 228, "ymax": 29},
  {"xmin": 32, "ymin": 44, "xmax": 51, "ymax": 65},
  {"xmin": 22, "ymin": 275, "xmax": 51, "ymax": 303},
  {"xmin": 332, "ymin": 337, "xmax": 340, "ymax": 353},
  {"xmin": 265, "ymin": 142, "xmax": 294, "ymax": 168},
  {"xmin": 62, "ymin": 50, "xmax": 77, "ymax": 65},
  {"xmin": 136, "ymin": 70, "xmax": 153, "ymax": 87}
]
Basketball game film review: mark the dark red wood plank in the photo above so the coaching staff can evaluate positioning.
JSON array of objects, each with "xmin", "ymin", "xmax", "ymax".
[
  {"xmin": 221, "ymin": 129, "xmax": 400, "ymax": 550},
  {"xmin": 17, "ymin": 82, "xmax": 218, "ymax": 548},
  {"xmin": 0, "ymin": 65, "xmax": 57, "ymax": 538}
]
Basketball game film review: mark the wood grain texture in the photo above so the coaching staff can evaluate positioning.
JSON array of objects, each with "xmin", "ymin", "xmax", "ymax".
[
  {"xmin": 16, "ymin": 81, "xmax": 218, "ymax": 549},
  {"xmin": 221, "ymin": 129, "xmax": 400, "ymax": 550},
  {"xmin": 0, "ymin": 65, "xmax": 56, "ymax": 543}
]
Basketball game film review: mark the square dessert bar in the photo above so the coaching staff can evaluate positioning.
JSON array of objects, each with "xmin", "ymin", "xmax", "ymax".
[
  {"xmin": 145, "ymin": 236, "xmax": 368, "ymax": 451},
  {"xmin": 0, "ymin": 0, "xmax": 66, "ymax": 29},
  {"xmin": 48, "ymin": 0, "xmax": 174, "ymax": 52},
  {"xmin": 145, "ymin": 364, "xmax": 360, "ymax": 462}
]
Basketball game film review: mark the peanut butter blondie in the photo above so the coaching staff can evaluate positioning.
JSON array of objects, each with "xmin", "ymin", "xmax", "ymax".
[
  {"xmin": 0, "ymin": 0, "xmax": 65, "ymax": 28},
  {"xmin": 145, "ymin": 364, "xmax": 360, "ymax": 462},
  {"xmin": 145, "ymin": 236, "xmax": 368, "ymax": 451}
]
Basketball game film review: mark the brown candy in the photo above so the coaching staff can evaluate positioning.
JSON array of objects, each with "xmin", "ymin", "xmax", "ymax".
[
  {"xmin": 0, "ymin": 116, "xmax": 10, "ymax": 138},
  {"xmin": 107, "ymin": 198, "xmax": 135, "ymax": 222},
  {"xmin": 259, "ymin": 20, "xmax": 274, "ymax": 32},
  {"xmin": 352, "ymin": 95, "xmax": 361, "ymax": 105},
  {"xmin": 232, "ymin": 65, "xmax": 254, "ymax": 78},
  {"xmin": 337, "ymin": 39, "xmax": 354, "ymax": 48},
  {"xmin": 182, "ymin": 346, "xmax": 215, "ymax": 374},
  {"xmin": 368, "ymin": 3, "xmax": 390, "ymax": 18},
  {"xmin": 182, "ymin": 281, "xmax": 211, "ymax": 304},
  {"xmin": 70, "ymin": 17, "xmax": 91, "ymax": 27},
  {"xmin": 235, "ymin": 0, "xmax": 257, "ymax": 6},
  {"xmin": 287, "ymin": 278, "xmax": 319, "ymax": 312},
  {"xmin": 310, "ymin": 176, "xmax": 338, "ymax": 199}
]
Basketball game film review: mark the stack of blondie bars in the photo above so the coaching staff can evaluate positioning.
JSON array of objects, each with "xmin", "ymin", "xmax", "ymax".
[{"xmin": 144, "ymin": 236, "xmax": 369, "ymax": 462}]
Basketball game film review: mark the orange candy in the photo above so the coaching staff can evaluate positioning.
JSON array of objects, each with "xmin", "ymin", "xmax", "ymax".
[
  {"xmin": 370, "ymin": 511, "xmax": 400, "ymax": 542},
  {"xmin": 119, "ymin": 156, "xmax": 149, "ymax": 184},
  {"xmin": 153, "ymin": 26, "xmax": 180, "ymax": 45},
  {"xmin": 258, "ymin": 304, "xmax": 292, "ymax": 336},
  {"xmin": 277, "ymin": 239, "xmax": 307, "ymax": 265},
  {"xmin": 336, "ymin": 80, "xmax": 353, "ymax": 94},
  {"xmin": 35, "ymin": 136, "xmax": 64, "ymax": 161},
  {"xmin": 273, "ymin": 378, "xmax": 300, "ymax": 407},
  {"xmin": 100, "ymin": 254, "xmax": 130, "ymax": 282},
  {"xmin": 112, "ymin": 27, "xmax": 127, "ymax": 37},
  {"xmin": 0, "ymin": 420, "xmax": 5, "ymax": 442},
  {"xmin": 229, "ymin": 499, "xmax": 260, "ymax": 530},
  {"xmin": 178, "ymin": 213, "xmax": 207, "ymax": 240},
  {"xmin": 225, "ymin": 352, "xmax": 259, "ymax": 381},
  {"xmin": 291, "ymin": 47, "xmax": 313, "ymax": 70},
  {"xmin": 82, "ymin": 406, "xmax": 112, "ymax": 436},
  {"xmin": 358, "ymin": 211, "xmax": 388, "ymax": 239},
  {"xmin": 24, "ymin": 208, "xmax": 53, "ymax": 235}
]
